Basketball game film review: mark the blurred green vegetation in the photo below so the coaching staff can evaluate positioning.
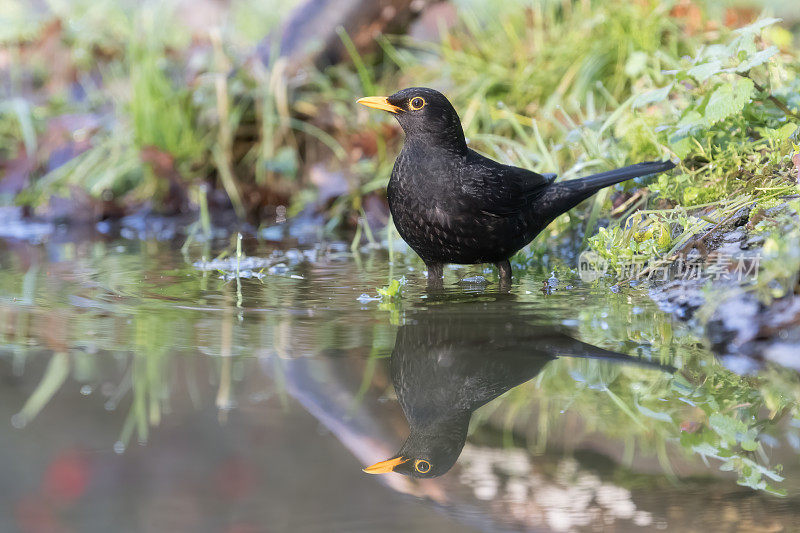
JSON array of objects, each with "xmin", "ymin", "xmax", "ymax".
[
  {"xmin": 1, "ymin": 0, "xmax": 301, "ymax": 214},
  {"xmin": 2, "ymin": 0, "xmax": 797, "ymax": 224}
]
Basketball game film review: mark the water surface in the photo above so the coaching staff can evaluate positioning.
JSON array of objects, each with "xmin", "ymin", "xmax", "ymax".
[{"xmin": 1, "ymin": 230, "xmax": 799, "ymax": 532}]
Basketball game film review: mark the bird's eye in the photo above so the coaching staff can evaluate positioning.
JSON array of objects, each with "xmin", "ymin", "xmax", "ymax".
[
  {"xmin": 409, "ymin": 97, "xmax": 426, "ymax": 111},
  {"xmin": 414, "ymin": 459, "xmax": 431, "ymax": 474}
]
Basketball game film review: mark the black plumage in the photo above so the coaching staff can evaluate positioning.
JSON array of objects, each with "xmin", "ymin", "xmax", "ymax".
[
  {"xmin": 363, "ymin": 300, "xmax": 671, "ymax": 478},
  {"xmin": 358, "ymin": 87, "xmax": 675, "ymax": 285}
]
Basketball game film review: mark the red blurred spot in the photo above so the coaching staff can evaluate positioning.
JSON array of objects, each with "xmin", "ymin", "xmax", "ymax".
[{"xmin": 43, "ymin": 450, "xmax": 90, "ymax": 504}]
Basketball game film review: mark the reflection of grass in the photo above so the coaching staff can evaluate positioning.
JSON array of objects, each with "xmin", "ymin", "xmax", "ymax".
[
  {"xmin": 0, "ymin": 241, "xmax": 238, "ymax": 448},
  {"xmin": 467, "ymin": 291, "xmax": 797, "ymax": 496},
  {"xmin": 4, "ymin": 302, "xmax": 244, "ymax": 450},
  {"xmin": 12, "ymin": 352, "xmax": 70, "ymax": 429},
  {"xmin": 0, "ymin": 239, "xmax": 402, "ymax": 451},
  {"xmin": 369, "ymin": 275, "xmax": 798, "ymax": 495},
  {"xmin": 2, "ymin": 239, "xmax": 799, "ymax": 496}
]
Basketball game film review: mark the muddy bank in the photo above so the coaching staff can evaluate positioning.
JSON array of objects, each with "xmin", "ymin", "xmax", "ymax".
[{"xmin": 647, "ymin": 202, "xmax": 800, "ymax": 371}]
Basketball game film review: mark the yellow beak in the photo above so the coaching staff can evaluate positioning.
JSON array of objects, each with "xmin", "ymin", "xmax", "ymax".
[
  {"xmin": 362, "ymin": 456, "xmax": 408, "ymax": 474},
  {"xmin": 357, "ymin": 96, "xmax": 403, "ymax": 114}
]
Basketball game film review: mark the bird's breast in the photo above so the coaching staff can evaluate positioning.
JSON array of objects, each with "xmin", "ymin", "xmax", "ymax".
[{"xmin": 387, "ymin": 150, "xmax": 535, "ymax": 263}]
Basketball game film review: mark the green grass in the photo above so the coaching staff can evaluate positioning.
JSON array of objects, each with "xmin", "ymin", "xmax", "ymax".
[
  {"xmin": 5, "ymin": 1, "xmax": 796, "ymax": 216},
  {"xmin": 2, "ymin": 0, "xmax": 799, "ymax": 300},
  {"xmin": 2, "ymin": 0, "xmax": 299, "ymax": 212},
  {"xmin": 308, "ymin": 1, "xmax": 798, "ymax": 248}
]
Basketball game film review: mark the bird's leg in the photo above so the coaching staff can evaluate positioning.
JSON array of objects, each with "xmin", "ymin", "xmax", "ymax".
[
  {"xmin": 495, "ymin": 259, "xmax": 512, "ymax": 288},
  {"xmin": 425, "ymin": 262, "xmax": 444, "ymax": 289}
]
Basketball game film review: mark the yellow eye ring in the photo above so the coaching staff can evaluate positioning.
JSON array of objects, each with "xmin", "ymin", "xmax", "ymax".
[
  {"xmin": 409, "ymin": 97, "xmax": 426, "ymax": 111},
  {"xmin": 414, "ymin": 459, "xmax": 431, "ymax": 473}
]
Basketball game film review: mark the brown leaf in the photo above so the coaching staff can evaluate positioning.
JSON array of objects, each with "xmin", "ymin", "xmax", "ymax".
[
  {"xmin": 723, "ymin": 7, "xmax": 758, "ymax": 29},
  {"xmin": 670, "ymin": 0, "xmax": 705, "ymax": 35},
  {"xmin": 140, "ymin": 145, "xmax": 176, "ymax": 175},
  {"xmin": 34, "ymin": 20, "xmax": 78, "ymax": 94}
]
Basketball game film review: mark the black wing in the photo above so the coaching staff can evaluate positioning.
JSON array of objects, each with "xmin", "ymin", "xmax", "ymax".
[{"xmin": 459, "ymin": 149, "xmax": 557, "ymax": 217}]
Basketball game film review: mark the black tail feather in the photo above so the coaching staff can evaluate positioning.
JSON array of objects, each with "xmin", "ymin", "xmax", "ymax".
[
  {"xmin": 576, "ymin": 160, "xmax": 676, "ymax": 191},
  {"xmin": 539, "ymin": 160, "xmax": 675, "ymax": 219}
]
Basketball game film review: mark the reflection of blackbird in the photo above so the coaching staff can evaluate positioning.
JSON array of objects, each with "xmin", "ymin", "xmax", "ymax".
[
  {"xmin": 364, "ymin": 302, "xmax": 668, "ymax": 478},
  {"xmin": 358, "ymin": 88, "xmax": 674, "ymax": 285}
]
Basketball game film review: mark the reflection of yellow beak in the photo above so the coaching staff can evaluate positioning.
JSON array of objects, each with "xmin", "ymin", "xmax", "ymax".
[
  {"xmin": 362, "ymin": 456, "xmax": 408, "ymax": 474},
  {"xmin": 357, "ymin": 96, "xmax": 403, "ymax": 114}
]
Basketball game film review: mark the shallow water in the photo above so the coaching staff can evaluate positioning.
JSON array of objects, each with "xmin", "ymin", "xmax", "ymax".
[{"xmin": 1, "ymin": 230, "xmax": 800, "ymax": 532}]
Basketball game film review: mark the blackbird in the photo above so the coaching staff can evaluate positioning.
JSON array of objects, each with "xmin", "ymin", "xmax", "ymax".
[
  {"xmin": 362, "ymin": 299, "xmax": 671, "ymax": 478},
  {"xmin": 358, "ymin": 88, "xmax": 675, "ymax": 285}
]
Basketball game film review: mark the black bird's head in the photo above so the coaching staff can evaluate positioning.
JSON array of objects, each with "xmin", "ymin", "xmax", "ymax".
[
  {"xmin": 362, "ymin": 415, "xmax": 469, "ymax": 479},
  {"xmin": 357, "ymin": 87, "xmax": 467, "ymax": 154}
]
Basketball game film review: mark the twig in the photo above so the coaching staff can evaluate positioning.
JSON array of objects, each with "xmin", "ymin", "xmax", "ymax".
[
  {"xmin": 740, "ymin": 72, "xmax": 800, "ymax": 121},
  {"xmin": 627, "ymin": 202, "xmax": 750, "ymax": 282},
  {"xmin": 610, "ymin": 188, "xmax": 647, "ymax": 217}
]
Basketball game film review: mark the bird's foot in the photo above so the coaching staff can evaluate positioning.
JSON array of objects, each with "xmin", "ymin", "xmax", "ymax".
[
  {"xmin": 425, "ymin": 263, "xmax": 444, "ymax": 289},
  {"xmin": 495, "ymin": 260, "xmax": 512, "ymax": 290}
]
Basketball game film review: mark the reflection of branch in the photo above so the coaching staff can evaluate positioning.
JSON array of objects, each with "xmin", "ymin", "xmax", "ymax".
[{"xmin": 740, "ymin": 72, "xmax": 800, "ymax": 121}]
